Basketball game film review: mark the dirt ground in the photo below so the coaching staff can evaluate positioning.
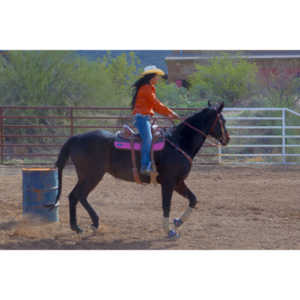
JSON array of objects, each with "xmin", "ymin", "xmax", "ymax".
[{"xmin": 1, "ymin": 165, "xmax": 300, "ymax": 250}]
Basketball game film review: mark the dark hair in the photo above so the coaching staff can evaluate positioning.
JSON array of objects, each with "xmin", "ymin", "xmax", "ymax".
[{"xmin": 130, "ymin": 73, "xmax": 157, "ymax": 110}]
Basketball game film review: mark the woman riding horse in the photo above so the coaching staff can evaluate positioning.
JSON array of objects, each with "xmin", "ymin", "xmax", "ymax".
[
  {"xmin": 49, "ymin": 97, "xmax": 230, "ymax": 239},
  {"xmin": 131, "ymin": 65, "xmax": 180, "ymax": 175}
]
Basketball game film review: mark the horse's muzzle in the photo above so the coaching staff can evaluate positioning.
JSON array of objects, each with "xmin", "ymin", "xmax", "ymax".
[{"xmin": 220, "ymin": 136, "xmax": 230, "ymax": 146}]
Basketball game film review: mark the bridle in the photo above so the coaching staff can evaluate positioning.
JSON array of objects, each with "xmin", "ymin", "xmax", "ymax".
[
  {"xmin": 165, "ymin": 111, "xmax": 229, "ymax": 165},
  {"xmin": 182, "ymin": 114, "xmax": 222, "ymax": 145},
  {"xmin": 173, "ymin": 111, "xmax": 228, "ymax": 145}
]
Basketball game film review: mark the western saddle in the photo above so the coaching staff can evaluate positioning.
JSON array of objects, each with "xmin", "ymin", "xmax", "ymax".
[{"xmin": 115, "ymin": 122, "xmax": 165, "ymax": 184}]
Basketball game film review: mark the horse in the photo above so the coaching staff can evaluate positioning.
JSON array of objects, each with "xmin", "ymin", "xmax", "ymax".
[{"xmin": 48, "ymin": 101, "xmax": 230, "ymax": 239}]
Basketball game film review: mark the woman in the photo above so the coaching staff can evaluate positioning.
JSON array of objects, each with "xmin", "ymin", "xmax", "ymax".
[{"xmin": 131, "ymin": 65, "xmax": 180, "ymax": 175}]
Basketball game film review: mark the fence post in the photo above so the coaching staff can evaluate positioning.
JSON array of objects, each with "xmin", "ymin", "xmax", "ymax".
[
  {"xmin": 70, "ymin": 107, "xmax": 74, "ymax": 137},
  {"xmin": 282, "ymin": 109, "xmax": 286, "ymax": 164},
  {"xmin": 218, "ymin": 144, "xmax": 222, "ymax": 164},
  {"xmin": 0, "ymin": 108, "xmax": 4, "ymax": 164}
]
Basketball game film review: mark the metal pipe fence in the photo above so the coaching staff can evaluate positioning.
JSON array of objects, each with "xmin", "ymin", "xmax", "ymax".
[
  {"xmin": 1, "ymin": 106, "xmax": 300, "ymax": 165},
  {"xmin": 0, "ymin": 106, "xmax": 218, "ymax": 165},
  {"xmin": 221, "ymin": 107, "xmax": 300, "ymax": 165}
]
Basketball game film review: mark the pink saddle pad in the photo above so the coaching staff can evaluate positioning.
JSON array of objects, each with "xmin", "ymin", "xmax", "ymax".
[{"xmin": 114, "ymin": 141, "xmax": 165, "ymax": 151}]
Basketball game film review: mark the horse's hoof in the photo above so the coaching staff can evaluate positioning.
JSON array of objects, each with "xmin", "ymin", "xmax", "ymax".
[
  {"xmin": 168, "ymin": 229, "xmax": 180, "ymax": 239},
  {"xmin": 90, "ymin": 224, "xmax": 98, "ymax": 233},
  {"xmin": 71, "ymin": 226, "xmax": 83, "ymax": 234},
  {"xmin": 76, "ymin": 228, "xmax": 83, "ymax": 234},
  {"xmin": 173, "ymin": 218, "xmax": 183, "ymax": 228}
]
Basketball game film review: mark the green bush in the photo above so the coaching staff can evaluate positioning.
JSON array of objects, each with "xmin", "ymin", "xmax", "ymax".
[
  {"xmin": 0, "ymin": 51, "xmax": 117, "ymax": 107},
  {"xmin": 188, "ymin": 54, "xmax": 258, "ymax": 106},
  {"xmin": 0, "ymin": 51, "xmax": 144, "ymax": 108},
  {"xmin": 156, "ymin": 80, "xmax": 187, "ymax": 104},
  {"xmin": 156, "ymin": 79, "xmax": 207, "ymax": 111},
  {"xmin": 0, "ymin": 51, "xmax": 145, "ymax": 150},
  {"xmin": 99, "ymin": 51, "xmax": 142, "ymax": 106}
]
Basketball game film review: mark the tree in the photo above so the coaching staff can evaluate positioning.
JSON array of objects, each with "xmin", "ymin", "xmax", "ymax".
[
  {"xmin": 188, "ymin": 54, "xmax": 258, "ymax": 106},
  {"xmin": 155, "ymin": 78, "xmax": 206, "ymax": 110},
  {"xmin": 156, "ymin": 79, "xmax": 187, "ymax": 105},
  {"xmin": 0, "ymin": 51, "xmax": 144, "ymax": 146},
  {"xmin": 99, "ymin": 51, "xmax": 142, "ymax": 106},
  {"xmin": 0, "ymin": 51, "xmax": 116, "ymax": 107}
]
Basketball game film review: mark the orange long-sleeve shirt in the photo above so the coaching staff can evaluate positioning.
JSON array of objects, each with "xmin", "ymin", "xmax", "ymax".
[{"xmin": 132, "ymin": 84, "xmax": 176, "ymax": 117}]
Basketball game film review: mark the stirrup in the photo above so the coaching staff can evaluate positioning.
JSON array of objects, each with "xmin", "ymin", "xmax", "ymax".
[{"xmin": 140, "ymin": 167, "xmax": 150, "ymax": 175}]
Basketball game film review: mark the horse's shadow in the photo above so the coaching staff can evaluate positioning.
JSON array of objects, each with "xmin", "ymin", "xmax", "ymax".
[
  {"xmin": 0, "ymin": 221, "xmax": 18, "ymax": 231},
  {"xmin": 0, "ymin": 238, "xmax": 175, "ymax": 250},
  {"xmin": 74, "ymin": 238, "xmax": 175, "ymax": 250},
  {"xmin": 74, "ymin": 231, "xmax": 178, "ymax": 250},
  {"xmin": 0, "ymin": 220, "xmax": 177, "ymax": 250},
  {"xmin": 0, "ymin": 229, "xmax": 176, "ymax": 250}
]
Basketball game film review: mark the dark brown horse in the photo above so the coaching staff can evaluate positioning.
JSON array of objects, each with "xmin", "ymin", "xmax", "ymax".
[{"xmin": 48, "ymin": 102, "xmax": 230, "ymax": 238}]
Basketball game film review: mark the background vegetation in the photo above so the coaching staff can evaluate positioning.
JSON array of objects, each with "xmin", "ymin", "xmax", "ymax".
[
  {"xmin": 1, "ymin": 51, "xmax": 300, "ymax": 110},
  {"xmin": 188, "ymin": 54, "xmax": 259, "ymax": 106},
  {"xmin": 1, "ymin": 51, "xmax": 300, "ymax": 164}
]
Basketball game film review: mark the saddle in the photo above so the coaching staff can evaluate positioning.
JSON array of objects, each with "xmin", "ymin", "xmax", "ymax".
[
  {"xmin": 114, "ymin": 123, "xmax": 166, "ymax": 185},
  {"xmin": 114, "ymin": 124, "xmax": 165, "ymax": 151}
]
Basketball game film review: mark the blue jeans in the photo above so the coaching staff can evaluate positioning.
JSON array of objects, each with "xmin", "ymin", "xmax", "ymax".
[{"xmin": 134, "ymin": 114, "xmax": 152, "ymax": 169}]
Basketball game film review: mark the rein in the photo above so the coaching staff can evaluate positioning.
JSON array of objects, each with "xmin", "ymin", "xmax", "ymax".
[
  {"xmin": 182, "ymin": 118, "xmax": 220, "ymax": 147},
  {"xmin": 165, "ymin": 138, "xmax": 193, "ymax": 165},
  {"xmin": 165, "ymin": 112, "xmax": 223, "ymax": 165}
]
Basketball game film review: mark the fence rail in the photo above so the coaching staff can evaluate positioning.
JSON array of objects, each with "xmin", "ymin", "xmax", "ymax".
[
  {"xmin": 221, "ymin": 107, "xmax": 300, "ymax": 165},
  {"xmin": 1, "ymin": 106, "xmax": 300, "ymax": 165},
  {"xmin": 0, "ymin": 106, "xmax": 218, "ymax": 165}
]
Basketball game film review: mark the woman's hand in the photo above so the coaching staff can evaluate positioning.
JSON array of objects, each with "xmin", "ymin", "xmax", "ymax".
[
  {"xmin": 167, "ymin": 112, "xmax": 180, "ymax": 126},
  {"xmin": 170, "ymin": 112, "xmax": 181, "ymax": 120}
]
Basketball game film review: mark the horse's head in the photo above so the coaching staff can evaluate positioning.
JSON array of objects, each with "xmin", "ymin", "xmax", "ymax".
[{"xmin": 207, "ymin": 101, "xmax": 230, "ymax": 146}]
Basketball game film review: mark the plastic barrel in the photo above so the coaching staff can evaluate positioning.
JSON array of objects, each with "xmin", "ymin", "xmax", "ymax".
[{"xmin": 22, "ymin": 168, "xmax": 59, "ymax": 222}]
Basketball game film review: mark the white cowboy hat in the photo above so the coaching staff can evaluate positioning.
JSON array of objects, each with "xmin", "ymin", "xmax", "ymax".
[{"xmin": 141, "ymin": 65, "xmax": 165, "ymax": 76}]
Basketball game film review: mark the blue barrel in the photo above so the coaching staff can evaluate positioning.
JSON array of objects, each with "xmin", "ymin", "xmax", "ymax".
[{"xmin": 22, "ymin": 168, "xmax": 59, "ymax": 222}]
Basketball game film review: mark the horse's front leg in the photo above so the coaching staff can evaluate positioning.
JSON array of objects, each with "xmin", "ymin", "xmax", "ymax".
[
  {"xmin": 173, "ymin": 180, "xmax": 198, "ymax": 228},
  {"xmin": 161, "ymin": 182, "xmax": 180, "ymax": 239}
]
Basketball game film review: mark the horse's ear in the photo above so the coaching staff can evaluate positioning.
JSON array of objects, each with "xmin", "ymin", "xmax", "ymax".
[
  {"xmin": 208, "ymin": 100, "xmax": 212, "ymax": 107},
  {"xmin": 216, "ymin": 101, "xmax": 224, "ymax": 113}
]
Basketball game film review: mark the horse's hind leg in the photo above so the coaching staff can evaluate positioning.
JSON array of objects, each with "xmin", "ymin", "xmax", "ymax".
[
  {"xmin": 79, "ymin": 185, "xmax": 100, "ymax": 231},
  {"xmin": 79, "ymin": 173, "xmax": 105, "ymax": 231},
  {"xmin": 69, "ymin": 182, "xmax": 82, "ymax": 233},
  {"xmin": 69, "ymin": 173, "xmax": 104, "ymax": 233}
]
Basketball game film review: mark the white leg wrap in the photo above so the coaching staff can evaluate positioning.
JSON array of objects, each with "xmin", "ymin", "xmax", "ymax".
[
  {"xmin": 163, "ymin": 217, "xmax": 170, "ymax": 234},
  {"xmin": 180, "ymin": 207, "xmax": 193, "ymax": 223}
]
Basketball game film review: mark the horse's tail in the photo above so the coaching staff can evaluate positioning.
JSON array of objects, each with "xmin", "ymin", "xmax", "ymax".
[{"xmin": 45, "ymin": 138, "xmax": 72, "ymax": 210}]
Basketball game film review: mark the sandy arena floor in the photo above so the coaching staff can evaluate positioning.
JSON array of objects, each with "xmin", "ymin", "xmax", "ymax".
[{"xmin": 1, "ymin": 165, "xmax": 300, "ymax": 250}]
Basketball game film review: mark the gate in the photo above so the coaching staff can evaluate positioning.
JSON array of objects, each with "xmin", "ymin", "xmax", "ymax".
[{"xmin": 221, "ymin": 107, "xmax": 300, "ymax": 165}]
